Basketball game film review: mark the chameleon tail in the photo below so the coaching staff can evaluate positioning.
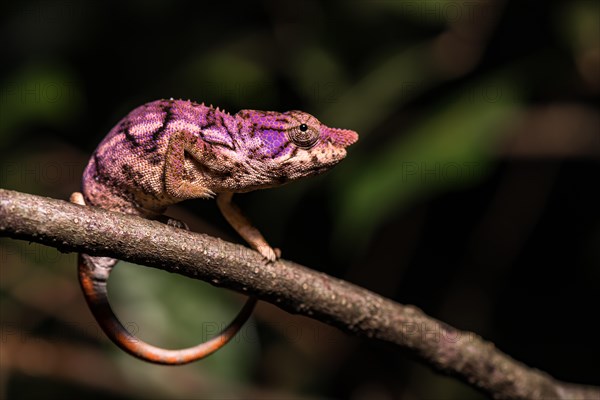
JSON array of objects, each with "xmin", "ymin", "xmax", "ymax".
[{"xmin": 78, "ymin": 254, "xmax": 256, "ymax": 365}]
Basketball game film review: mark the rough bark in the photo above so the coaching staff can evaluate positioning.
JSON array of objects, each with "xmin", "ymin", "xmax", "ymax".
[{"xmin": 0, "ymin": 189, "xmax": 597, "ymax": 400}]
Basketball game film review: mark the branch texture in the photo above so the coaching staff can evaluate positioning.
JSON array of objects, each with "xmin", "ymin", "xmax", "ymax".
[{"xmin": 0, "ymin": 189, "xmax": 597, "ymax": 400}]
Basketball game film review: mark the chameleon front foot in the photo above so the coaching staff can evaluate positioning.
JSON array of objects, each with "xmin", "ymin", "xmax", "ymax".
[
  {"xmin": 216, "ymin": 192, "xmax": 282, "ymax": 263},
  {"xmin": 257, "ymin": 245, "xmax": 281, "ymax": 263}
]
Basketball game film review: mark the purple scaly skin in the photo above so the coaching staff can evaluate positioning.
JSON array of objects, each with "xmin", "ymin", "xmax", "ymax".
[{"xmin": 70, "ymin": 98, "xmax": 358, "ymax": 365}]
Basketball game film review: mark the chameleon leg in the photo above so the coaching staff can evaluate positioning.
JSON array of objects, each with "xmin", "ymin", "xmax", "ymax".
[
  {"xmin": 70, "ymin": 191, "xmax": 256, "ymax": 365},
  {"xmin": 216, "ymin": 192, "xmax": 280, "ymax": 262},
  {"xmin": 164, "ymin": 131, "xmax": 216, "ymax": 199},
  {"xmin": 163, "ymin": 131, "xmax": 280, "ymax": 261}
]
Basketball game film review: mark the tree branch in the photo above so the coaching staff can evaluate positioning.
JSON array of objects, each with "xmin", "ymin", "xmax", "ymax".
[{"xmin": 0, "ymin": 189, "xmax": 597, "ymax": 400}]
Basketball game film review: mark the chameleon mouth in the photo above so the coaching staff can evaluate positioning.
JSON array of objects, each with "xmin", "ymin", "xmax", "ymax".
[{"xmin": 311, "ymin": 145, "xmax": 347, "ymax": 171}]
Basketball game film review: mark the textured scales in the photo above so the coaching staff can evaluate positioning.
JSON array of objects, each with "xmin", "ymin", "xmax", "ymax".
[{"xmin": 73, "ymin": 98, "xmax": 358, "ymax": 365}]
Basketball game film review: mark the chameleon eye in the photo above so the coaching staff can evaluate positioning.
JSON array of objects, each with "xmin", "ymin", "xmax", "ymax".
[{"xmin": 289, "ymin": 124, "xmax": 319, "ymax": 149}]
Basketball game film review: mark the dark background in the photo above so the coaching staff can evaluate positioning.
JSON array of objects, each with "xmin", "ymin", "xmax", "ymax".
[{"xmin": 1, "ymin": 1, "xmax": 598, "ymax": 399}]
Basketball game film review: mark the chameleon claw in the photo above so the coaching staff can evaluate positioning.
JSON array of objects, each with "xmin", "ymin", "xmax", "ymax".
[
  {"xmin": 260, "ymin": 247, "xmax": 281, "ymax": 266},
  {"xmin": 154, "ymin": 215, "xmax": 190, "ymax": 231},
  {"xmin": 257, "ymin": 244, "xmax": 279, "ymax": 263}
]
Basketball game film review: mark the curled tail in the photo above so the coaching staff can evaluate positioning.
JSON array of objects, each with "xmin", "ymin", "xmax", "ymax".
[{"xmin": 78, "ymin": 254, "xmax": 256, "ymax": 365}]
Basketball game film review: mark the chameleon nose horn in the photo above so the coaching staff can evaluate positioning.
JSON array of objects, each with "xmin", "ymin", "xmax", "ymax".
[{"xmin": 323, "ymin": 126, "xmax": 359, "ymax": 147}]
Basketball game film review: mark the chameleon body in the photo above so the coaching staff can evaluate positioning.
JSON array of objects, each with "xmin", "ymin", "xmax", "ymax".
[{"xmin": 71, "ymin": 99, "xmax": 358, "ymax": 365}]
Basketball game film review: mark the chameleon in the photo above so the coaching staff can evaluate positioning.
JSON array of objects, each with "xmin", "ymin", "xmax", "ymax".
[{"xmin": 70, "ymin": 98, "xmax": 358, "ymax": 365}]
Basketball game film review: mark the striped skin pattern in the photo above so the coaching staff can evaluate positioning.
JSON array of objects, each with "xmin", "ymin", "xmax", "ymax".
[
  {"xmin": 84, "ymin": 99, "xmax": 357, "ymax": 214},
  {"xmin": 74, "ymin": 98, "xmax": 358, "ymax": 364}
]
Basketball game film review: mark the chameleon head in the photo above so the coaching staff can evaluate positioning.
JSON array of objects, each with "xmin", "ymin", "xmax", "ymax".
[
  {"xmin": 280, "ymin": 110, "xmax": 358, "ymax": 179},
  {"xmin": 237, "ymin": 109, "xmax": 358, "ymax": 182}
]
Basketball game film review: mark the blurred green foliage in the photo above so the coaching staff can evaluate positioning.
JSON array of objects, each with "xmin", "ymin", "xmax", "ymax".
[
  {"xmin": 0, "ymin": 67, "xmax": 83, "ymax": 147},
  {"xmin": 110, "ymin": 262, "xmax": 258, "ymax": 381},
  {"xmin": 335, "ymin": 73, "xmax": 522, "ymax": 253}
]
